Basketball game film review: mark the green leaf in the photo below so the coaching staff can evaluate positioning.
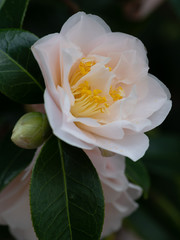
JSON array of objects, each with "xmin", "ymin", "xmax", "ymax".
[
  {"xmin": 0, "ymin": 133, "xmax": 35, "ymax": 191},
  {"xmin": 0, "ymin": 0, "xmax": 30, "ymax": 28},
  {"xmin": 151, "ymin": 190, "xmax": 180, "ymax": 230},
  {"xmin": 0, "ymin": 29, "xmax": 44, "ymax": 103},
  {"xmin": 30, "ymin": 136, "xmax": 104, "ymax": 240},
  {"xmin": 125, "ymin": 158, "xmax": 150, "ymax": 198},
  {"xmin": 143, "ymin": 134, "xmax": 180, "ymax": 178},
  {"xmin": 169, "ymin": 0, "xmax": 180, "ymax": 18},
  {"xmin": 0, "ymin": 0, "xmax": 6, "ymax": 9},
  {"xmin": 126, "ymin": 206, "xmax": 173, "ymax": 240}
]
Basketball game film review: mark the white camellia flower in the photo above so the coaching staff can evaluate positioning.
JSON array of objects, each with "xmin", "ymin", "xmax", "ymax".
[
  {"xmin": 32, "ymin": 12, "xmax": 171, "ymax": 161},
  {"xmin": 85, "ymin": 148, "xmax": 142, "ymax": 238},
  {"xmin": 0, "ymin": 148, "xmax": 141, "ymax": 240},
  {"xmin": 0, "ymin": 157, "xmax": 38, "ymax": 240}
]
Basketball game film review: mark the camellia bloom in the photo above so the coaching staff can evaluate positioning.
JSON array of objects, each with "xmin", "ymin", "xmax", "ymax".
[
  {"xmin": 0, "ymin": 156, "xmax": 38, "ymax": 240},
  {"xmin": 32, "ymin": 12, "xmax": 171, "ymax": 161},
  {"xmin": 0, "ymin": 149, "xmax": 141, "ymax": 239},
  {"xmin": 85, "ymin": 148, "xmax": 142, "ymax": 238}
]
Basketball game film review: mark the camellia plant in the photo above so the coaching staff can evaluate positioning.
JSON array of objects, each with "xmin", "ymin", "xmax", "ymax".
[{"xmin": 0, "ymin": 1, "xmax": 172, "ymax": 240}]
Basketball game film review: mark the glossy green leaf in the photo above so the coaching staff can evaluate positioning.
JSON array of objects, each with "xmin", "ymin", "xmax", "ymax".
[
  {"xmin": 0, "ymin": 29, "xmax": 44, "ymax": 103},
  {"xmin": 0, "ymin": 133, "xmax": 35, "ymax": 191},
  {"xmin": 0, "ymin": 0, "xmax": 30, "ymax": 28},
  {"xmin": 125, "ymin": 158, "xmax": 150, "ymax": 198},
  {"xmin": 30, "ymin": 136, "xmax": 104, "ymax": 240}
]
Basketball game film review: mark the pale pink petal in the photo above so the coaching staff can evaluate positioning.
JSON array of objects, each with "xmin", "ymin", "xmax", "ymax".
[
  {"xmin": 88, "ymin": 133, "xmax": 149, "ymax": 161},
  {"xmin": 32, "ymin": 35, "xmax": 82, "ymax": 107},
  {"xmin": 44, "ymin": 90, "xmax": 95, "ymax": 149},
  {"xmin": 84, "ymin": 148, "xmax": 125, "ymax": 176},
  {"xmin": 79, "ymin": 121, "xmax": 125, "ymax": 140},
  {"xmin": 90, "ymin": 32, "xmax": 148, "ymax": 72},
  {"xmin": 81, "ymin": 123, "xmax": 149, "ymax": 160},
  {"xmin": 72, "ymin": 61, "xmax": 114, "ymax": 95},
  {"xmin": 102, "ymin": 203, "xmax": 123, "ymax": 237},
  {"xmin": 1, "ymin": 187, "xmax": 37, "ymax": 240},
  {"xmin": 60, "ymin": 39, "xmax": 83, "ymax": 105},
  {"xmin": 31, "ymin": 33, "xmax": 60, "ymax": 91},
  {"xmin": 117, "ymin": 228, "xmax": 142, "ymax": 240},
  {"xmin": 112, "ymin": 50, "xmax": 148, "ymax": 84},
  {"xmin": 144, "ymin": 100, "xmax": 172, "ymax": 132},
  {"xmin": 127, "ymin": 183, "xmax": 143, "ymax": 200},
  {"xmin": 0, "ymin": 150, "xmax": 39, "ymax": 240},
  {"xmin": 60, "ymin": 12, "xmax": 111, "ymax": 54},
  {"xmin": 85, "ymin": 148, "xmax": 142, "ymax": 238},
  {"xmin": 130, "ymin": 75, "xmax": 171, "ymax": 121}
]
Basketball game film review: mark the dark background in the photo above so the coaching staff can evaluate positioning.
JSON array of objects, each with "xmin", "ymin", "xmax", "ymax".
[{"xmin": 0, "ymin": 0, "xmax": 180, "ymax": 239}]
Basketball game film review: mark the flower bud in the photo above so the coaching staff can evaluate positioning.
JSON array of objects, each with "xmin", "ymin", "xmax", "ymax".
[{"xmin": 11, "ymin": 112, "xmax": 51, "ymax": 149}]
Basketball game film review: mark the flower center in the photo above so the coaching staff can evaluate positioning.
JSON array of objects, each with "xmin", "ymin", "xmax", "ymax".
[{"xmin": 70, "ymin": 57, "xmax": 125, "ymax": 118}]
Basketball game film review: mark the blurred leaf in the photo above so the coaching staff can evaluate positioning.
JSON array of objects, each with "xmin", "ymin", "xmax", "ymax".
[
  {"xmin": 126, "ymin": 206, "xmax": 173, "ymax": 240},
  {"xmin": 0, "ymin": 0, "xmax": 6, "ymax": 9},
  {"xmin": 103, "ymin": 234, "xmax": 116, "ymax": 240},
  {"xmin": 0, "ymin": 133, "xmax": 35, "ymax": 191},
  {"xmin": 0, "ymin": 29, "xmax": 44, "ymax": 103},
  {"xmin": 151, "ymin": 190, "xmax": 180, "ymax": 230},
  {"xmin": 143, "ymin": 134, "xmax": 180, "ymax": 178},
  {"xmin": 125, "ymin": 158, "xmax": 150, "ymax": 198},
  {"xmin": 169, "ymin": 0, "xmax": 180, "ymax": 18},
  {"xmin": 30, "ymin": 136, "xmax": 104, "ymax": 240},
  {"xmin": 0, "ymin": 0, "xmax": 30, "ymax": 28}
]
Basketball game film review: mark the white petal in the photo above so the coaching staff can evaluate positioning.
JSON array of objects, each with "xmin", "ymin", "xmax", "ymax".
[
  {"xmin": 31, "ymin": 33, "xmax": 61, "ymax": 92},
  {"xmin": 130, "ymin": 74, "xmax": 171, "ymax": 121},
  {"xmin": 127, "ymin": 183, "xmax": 143, "ymax": 200},
  {"xmin": 112, "ymin": 50, "xmax": 148, "ymax": 84},
  {"xmin": 85, "ymin": 148, "xmax": 142, "ymax": 238},
  {"xmin": 81, "ymin": 123, "xmax": 149, "ymax": 161},
  {"xmin": 90, "ymin": 32, "xmax": 148, "ymax": 71},
  {"xmin": 72, "ymin": 60, "xmax": 114, "ymax": 95},
  {"xmin": 60, "ymin": 40, "xmax": 83, "ymax": 105},
  {"xmin": 44, "ymin": 90, "xmax": 95, "ymax": 149},
  {"xmin": 113, "ymin": 192, "xmax": 138, "ymax": 216},
  {"xmin": 0, "ymin": 151, "xmax": 38, "ymax": 240},
  {"xmin": 90, "ymin": 133, "xmax": 149, "ymax": 161},
  {"xmin": 60, "ymin": 12, "xmax": 111, "ymax": 54},
  {"xmin": 1, "ymin": 188, "xmax": 37, "ymax": 240},
  {"xmin": 102, "ymin": 203, "xmax": 123, "ymax": 237},
  {"xmin": 79, "ymin": 120, "xmax": 125, "ymax": 140},
  {"xmin": 84, "ymin": 148, "xmax": 125, "ymax": 175},
  {"xmin": 144, "ymin": 100, "xmax": 172, "ymax": 132},
  {"xmin": 85, "ymin": 148, "xmax": 127, "ymax": 202}
]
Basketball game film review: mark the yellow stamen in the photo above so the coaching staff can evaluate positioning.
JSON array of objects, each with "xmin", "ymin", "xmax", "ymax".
[
  {"xmin": 109, "ymin": 86, "xmax": 125, "ymax": 101},
  {"xmin": 93, "ymin": 89, "xmax": 102, "ymax": 95},
  {"xmin": 69, "ymin": 57, "xmax": 125, "ymax": 118},
  {"xmin": 79, "ymin": 58, "xmax": 96, "ymax": 75}
]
